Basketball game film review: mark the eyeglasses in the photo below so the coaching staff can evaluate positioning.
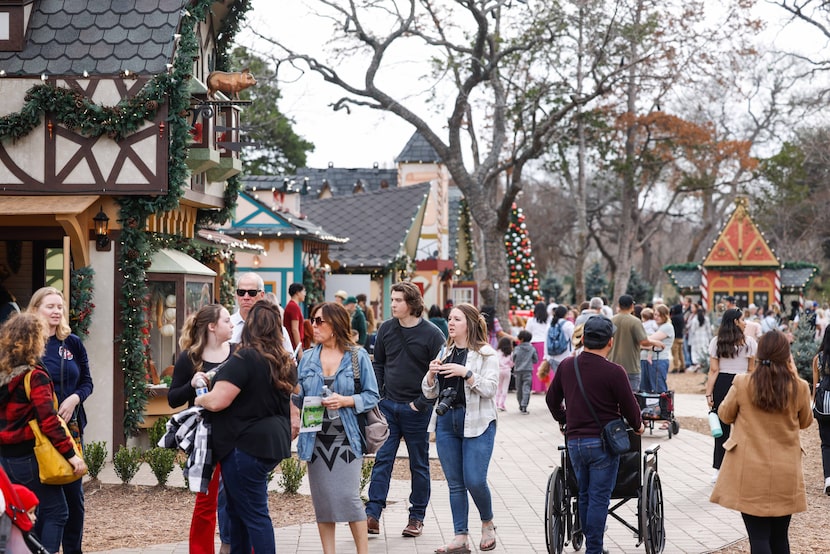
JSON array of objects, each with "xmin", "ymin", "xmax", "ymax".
[
  {"xmin": 236, "ymin": 289, "xmax": 261, "ymax": 297},
  {"xmin": 310, "ymin": 316, "xmax": 327, "ymax": 326}
]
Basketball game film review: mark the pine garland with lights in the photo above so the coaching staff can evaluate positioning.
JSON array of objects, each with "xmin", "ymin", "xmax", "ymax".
[
  {"xmin": 0, "ymin": 1, "xmax": 250, "ymax": 437},
  {"xmin": 504, "ymin": 203, "xmax": 538, "ymax": 310},
  {"xmin": 115, "ymin": 0, "xmax": 250, "ymax": 436},
  {"xmin": 69, "ymin": 267, "xmax": 95, "ymax": 338},
  {"xmin": 458, "ymin": 198, "xmax": 475, "ymax": 279}
]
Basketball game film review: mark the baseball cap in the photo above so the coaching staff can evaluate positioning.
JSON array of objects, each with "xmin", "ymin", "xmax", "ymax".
[
  {"xmin": 344, "ymin": 296, "xmax": 358, "ymax": 305},
  {"xmin": 724, "ymin": 295, "xmax": 736, "ymax": 303},
  {"xmin": 334, "ymin": 290, "xmax": 348, "ymax": 300},
  {"xmin": 582, "ymin": 316, "xmax": 616, "ymax": 349}
]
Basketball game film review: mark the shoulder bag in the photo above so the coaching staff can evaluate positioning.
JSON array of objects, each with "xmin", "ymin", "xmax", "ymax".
[
  {"xmin": 814, "ymin": 354, "xmax": 830, "ymax": 422},
  {"xmin": 573, "ymin": 354, "xmax": 630, "ymax": 455},
  {"xmin": 350, "ymin": 348, "xmax": 389, "ymax": 454},
  {"xmin": 24, "ymin": 371, "xmax": 86, "ymax": 485}
]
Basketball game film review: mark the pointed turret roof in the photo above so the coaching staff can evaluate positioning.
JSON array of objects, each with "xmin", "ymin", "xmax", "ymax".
[
  {"xmin": 702, "ymin": 197, "xmax": 780, "ymax": 268},
  {"xmin": 395, "ymin": 131, "xmax": 442, "ymax": 164}
]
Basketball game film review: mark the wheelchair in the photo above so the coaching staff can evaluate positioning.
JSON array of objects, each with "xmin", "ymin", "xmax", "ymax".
[{"xmin": 545, "ymin": 432, "xmax": 665, "ymax": 554}]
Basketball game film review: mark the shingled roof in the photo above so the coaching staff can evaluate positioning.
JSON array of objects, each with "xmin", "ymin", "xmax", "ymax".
[
  {"xmin": 247, "ymin": 167, "xmax": 399, "ymax": 197},
  {"xmin": 0, "ymin": 0, "xmax": 185, "ymax": 75},
  {"xmin": 302, "ymin": 183, "xmax": 431, "ymax": 269},
  {"xmin": 395, "ymin": 131, "xmax": 442, "ymax": 163}
]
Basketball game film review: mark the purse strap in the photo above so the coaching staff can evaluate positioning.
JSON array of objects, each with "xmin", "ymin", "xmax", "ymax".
[
  {"xmin": 24, "ymin": 369, "xmax": 59, "ymax": 411},
  {"xmin": 349, "ymin": 347, "xmax": 369, "ymax": 451},
  {"xmin": 572, "ymin": 354, "xmax": 604, "ymax": 432}
]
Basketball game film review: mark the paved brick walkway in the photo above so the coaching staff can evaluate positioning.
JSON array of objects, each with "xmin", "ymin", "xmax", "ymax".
[{"xmin": 91, "ymin": 393, "xmax": 745, "ymax": 553}]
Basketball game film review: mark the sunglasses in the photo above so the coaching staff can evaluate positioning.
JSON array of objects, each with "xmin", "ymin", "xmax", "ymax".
[
  {"xmin": 236, "ymin": 289, "xmax": 261, "ymax": 297},
  {"xmin": 310, "ymin": 316, "xmax": 327, "ymax": 326}
]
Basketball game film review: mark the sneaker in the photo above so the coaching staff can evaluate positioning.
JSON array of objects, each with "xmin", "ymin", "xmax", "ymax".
[
  {"xmin": 521, "ymin": 409, "xmax": 529, "ymax": 415},
  {"xmin": 711, "ymin": 469, "xmax": 719, "ymax": 484},
  {"xmin": 824, "ymin": 477, "xmax": 830, "ymax": 495},
  {"xmin": 367, "ymin": 515, "xmax": 380, "ymax": 535},
  {"xmin": 402, "ymin": 518, "xmax": 424, "ymax": 537}
]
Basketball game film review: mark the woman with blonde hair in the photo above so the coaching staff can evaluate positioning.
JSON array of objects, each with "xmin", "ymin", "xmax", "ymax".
[
  {"xmin": 425, "ymin": 303, "xmax": 500, "ymax": 553},
  {"xmin": 168, "ymin": 303, "xmax": 233, "ymax": 554},
  {"xmin": 27, "ymin": 287, "xmax": 93, "ymax": 554},
  {"xmin": 0, "ymin": 312, "xmax": 87, "ymax": 553},
  {"xmin": 710, "ymin": 330, "xmax": 812, "ymax": 553},
  {"xmin": 295, "ymin": 302, "xmax": 380, "ymax": 554}
]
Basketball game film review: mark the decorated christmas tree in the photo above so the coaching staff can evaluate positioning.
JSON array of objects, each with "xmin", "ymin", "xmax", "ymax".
[{"xmin": 504, "ymin": 203, "xmax": 539, "ymax": 310}]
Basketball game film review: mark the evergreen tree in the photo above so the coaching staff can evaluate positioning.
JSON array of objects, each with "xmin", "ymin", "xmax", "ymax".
[
  {"xmin": 791, "ymin": 321, "xmax": 818, "ymax": 383},
  {"xmin": 504, "ymin": 204, "xmax": 539, "ymax": 310},
  {"xmin": 585, "ymin": 262, "xmax": 608, "ymax": 300},
  {"xmin": 625, "ymin": 268, "xmax": 653, "ymax": 304},
  {"xmin": 540, "ymin": 271, "xmax": 563, "ymax": 305}
]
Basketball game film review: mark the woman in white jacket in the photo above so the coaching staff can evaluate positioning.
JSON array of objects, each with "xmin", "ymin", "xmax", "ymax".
[{"xmin": 424, "ymin": 303, "xmax": 500, "ymax": 554}]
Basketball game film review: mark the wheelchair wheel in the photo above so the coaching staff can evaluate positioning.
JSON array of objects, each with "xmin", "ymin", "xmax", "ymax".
[
  {"xmin": 641, "ymin": 468, "xmax": 665, "ymax": 554},
  {"xmin": 545, "ymin": 468, "xmax": 566, "ymax": 554},
  {"xmin": 569, "ymin": 498, "xmax": 583, "ymax": 551},
  {"xmin": 671, "ymin": 420, "xmax": 680, "ymax": 435}
]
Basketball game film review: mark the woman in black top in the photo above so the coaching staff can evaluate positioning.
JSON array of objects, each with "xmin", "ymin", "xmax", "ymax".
[
  {"xmin": 196, "ymin": 301, "xmax": 296, "ymax": 554},
  {"xmin": 167, "ymin": 303, "xmax": 233, "ymax": 554}
]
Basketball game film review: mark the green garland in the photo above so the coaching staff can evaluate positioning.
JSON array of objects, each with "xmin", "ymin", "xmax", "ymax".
[
  {"xmin": 116, "ymin": 0, "xmax": 250, "ymax": 436},
  {"xmin": 0, "ymin": 1, "xmax": 250, "ymax": 436},
  {"xmin": 69, "ymin": 266, "xmax": 95, "ymax": 338}
]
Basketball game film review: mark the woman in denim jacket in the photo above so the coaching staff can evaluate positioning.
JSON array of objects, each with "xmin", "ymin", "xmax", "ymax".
[{"xmin": 295, "ymin": 302, "xmax": 380, "ymax": 554}]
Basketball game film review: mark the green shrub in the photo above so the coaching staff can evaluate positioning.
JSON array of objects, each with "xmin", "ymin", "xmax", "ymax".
[
  {"xmin": 148, "ymin": 416, "xmax": 170, "ymax": 447},
  {"xmin": 278, "ymin": 457, "xmax": 306, "ymax": 494},
  {"xmin": 144, "ymin": 447, "xmax": 176, "ymax": 486},
  {"xmin": 360, "ymin": 458, "xmax": 374, "ymax": 501},
  {"xmin": 112, "ymin": 445, "xmax": 143, "ymax": 484},
  {"xmin": 84, "ymin": 441, "xmax": 107, "ymax": 479}
]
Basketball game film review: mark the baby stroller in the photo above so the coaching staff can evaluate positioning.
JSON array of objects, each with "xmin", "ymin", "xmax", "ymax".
[{"xmin": 0, "ymin": 466, "xmax": 48, "ymax": 553}]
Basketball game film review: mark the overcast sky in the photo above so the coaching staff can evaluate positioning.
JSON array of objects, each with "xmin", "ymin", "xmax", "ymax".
[{"xmin": 240, "ymin": 0, "xmax": 828, "ymax": 170}]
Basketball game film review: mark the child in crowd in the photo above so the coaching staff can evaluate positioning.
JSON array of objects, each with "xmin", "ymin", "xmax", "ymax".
[
  {"xmin": 513, "ymin": 330, "xmax": 538, "ymax": 414},
  {"xmin": 496, "ymin": 337, "xmax": 514, "ymax": 411},
  {"xmin": 12, "ymin": 483, "xmax": 39, "ymax": 524}
]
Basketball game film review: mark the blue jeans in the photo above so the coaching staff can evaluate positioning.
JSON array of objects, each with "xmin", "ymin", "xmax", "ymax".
[
  {"xmin": 435, "ymin": 408, "xmax": 495, "ymax": 535},
  {"xmin": 366, "ymin": 399, "xmax": 432, "ymax": 521},
  {"xmin": 218, "ymin": 477, "xmax": 230, "ymax": 543},
  {"xmin": 629, "ymin": 369, "xmax": 642, "ymax": 394},
  {"xmin": 220, "ymin": 448, "xmax": 278, "ymax": 554},
  {"xmin": 61, "ymin": 476, "xmax": 84, "ymax": 554},
  {"xmin": 653, "ymin": 358, "xmax": 669, "ymax": 393},
  {"xmin": 639, "ymin": 360, "xmax": 652, "ymax": 392},
  {"xmin": 567, "ymin": 437, "xmax": 620, "ymax": 554},
  {"xmin": 1, "ymin": 453, "xmax": 69, "ymax": 553}
]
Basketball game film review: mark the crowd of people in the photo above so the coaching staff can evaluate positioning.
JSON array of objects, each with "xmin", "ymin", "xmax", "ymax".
[{"xmin": 0, "ymin": 276, "xmax": 824, "ymax": 553}]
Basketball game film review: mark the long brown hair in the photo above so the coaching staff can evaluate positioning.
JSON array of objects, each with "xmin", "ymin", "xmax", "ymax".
[
  {"xmin": 0, "ymin": 313, "xmax": 47, "ymax": 372},
  {"xmin": 179, "ymin": 304, "xmax": 225, "ymax": 375},
  {"xmin": 751, "ymin": 330, "xmax": 797, "ymax": 412},
  {"xmin": 239, "ymin": 301, "xmax": 294, "ymax": 394},
  {"xmin": 448, "ymin": 303, "xmax": 489, "ymax": 352},
  {"xmin": 311, "ymin": 302, "xmax": 355, "ymax": 351},
  {"xmin": 716, "ymin": 308, "xmax": 746, "ymax": 359}
]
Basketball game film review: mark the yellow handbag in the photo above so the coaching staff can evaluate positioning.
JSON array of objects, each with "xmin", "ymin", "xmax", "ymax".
[{"xmin": 23, "ymin": 371, "xmax": 86, "ymax": 485}]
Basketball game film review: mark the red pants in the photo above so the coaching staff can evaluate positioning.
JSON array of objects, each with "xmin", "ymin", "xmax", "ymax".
[{"xmin": 189, "ymin": 462, "xmax": 221, "ymax": 554}]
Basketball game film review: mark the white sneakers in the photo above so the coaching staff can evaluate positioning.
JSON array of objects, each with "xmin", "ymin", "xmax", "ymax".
[
  {"xmin": 711, "ymin": 469, "xmax": 719, "ymax": 484},
  {"xmin": 824, "ymin": 477, "xmax": 830, "ymax": 495}
]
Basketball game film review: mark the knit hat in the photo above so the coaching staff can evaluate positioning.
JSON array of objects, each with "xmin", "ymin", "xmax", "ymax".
[
  {"xmin": 12, "ymin": 484, "xmax": 38, "ymax": 512},
  {"xmin": 344, "ymin": 296, "xmax": 358, "ymax": 305}
]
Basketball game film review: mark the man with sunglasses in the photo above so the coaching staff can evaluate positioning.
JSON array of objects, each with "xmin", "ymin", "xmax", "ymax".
[
  {"xmin": 365, "ymin": 282, "xmax": 445, "ymax": 538},
  {"xmin": 231, "ymin": 273, "xmax": 265, "ymax": 344}
]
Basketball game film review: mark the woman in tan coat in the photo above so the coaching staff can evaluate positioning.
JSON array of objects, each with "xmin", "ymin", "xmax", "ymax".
[{"xmin": 710, "ymin": 330, "xmax": 812, "ymax": 554}]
